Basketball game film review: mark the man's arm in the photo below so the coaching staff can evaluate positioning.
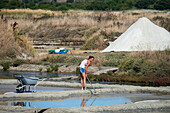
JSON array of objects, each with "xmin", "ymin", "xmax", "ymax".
[
  {"xmin": 78, "ymin": 62, "xmax": 81, "ymax": 66},
  {"xmin": 85, "ymin": 61, "xmax": 90, "ymax": 75}
]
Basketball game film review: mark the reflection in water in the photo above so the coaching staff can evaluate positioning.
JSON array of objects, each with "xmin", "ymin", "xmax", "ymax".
[
  {"xmin": 9, "ymin": 102, "xmax": 34, "ymax": 107},
  {"xmin": 8, "ymin": 96, "xmax": 132, "ymax": 108},
  {"xmin": 81, "ymin": 98, "xmax": 87, "ymax": 107}
]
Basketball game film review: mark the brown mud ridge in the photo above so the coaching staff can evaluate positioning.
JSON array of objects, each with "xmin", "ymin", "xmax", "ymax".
[
  {"xmin": 29, "ymin": 26, "xmax": 87, "ymax": 47},
  {"xmin": 0, "ymin": 64, "xmax": 99, "ymax": 73},
  {"xmin": 0, "ymin": 79, "xmax": 170, "ymax": 100}
]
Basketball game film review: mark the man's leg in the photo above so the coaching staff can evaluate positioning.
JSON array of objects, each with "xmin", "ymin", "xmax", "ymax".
[
  {"xmin": 82, "ymin": 73, "xmax": 86, "ymax": 89},
  {"xmin": 80, "ymin": 74, "xmax": 84, "ymax": 90}
]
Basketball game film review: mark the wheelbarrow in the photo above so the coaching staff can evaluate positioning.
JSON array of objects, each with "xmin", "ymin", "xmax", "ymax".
[{"xmin": 15, "ymin": 75, "xmax": 47, "ymax": 93}]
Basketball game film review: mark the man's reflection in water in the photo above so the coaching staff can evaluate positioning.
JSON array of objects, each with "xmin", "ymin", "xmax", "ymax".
[{"xmin": 81, "ymin": 98, "xmax": 87, "ymax": 107}]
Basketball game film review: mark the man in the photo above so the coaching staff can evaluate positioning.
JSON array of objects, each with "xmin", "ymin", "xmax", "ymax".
[{"xmin": 79, "ymin": 56, "xmax": 94, "ymax": 90}]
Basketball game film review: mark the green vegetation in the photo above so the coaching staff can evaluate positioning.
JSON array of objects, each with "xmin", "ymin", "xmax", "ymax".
[
  {"xmin": 84, "ymin": 27, "xmax": 99, "ymax": 39},
  {"xmin": 0, "ymin": 59, "xmax": 27, "ymax": 70},
  {"xmin": 82, "ymin": 35, "xmax": 106, "ymax": 50},
  {"xmin": 39, "ymin": 68, "xmax": 43, "ymax": 72},
  {"xmin": 0, "ymin": 16, "xmax": 35, "ymax": 60},
  {"xmin": 102, "ymin": 53, "xmax": 127, "ymax": 67},
  {"xmin": 118, "ymin": 51, "xmax": 170, "ymax": 77},
  {"xmin": 154, "ymin": 0, "xmax": 170, "ymax": 10},
  {"xmin": 89, "ymin": 51, "xmax": 170, "ymax": 86},
  {"xmin": 82, "ymin": 35, "xmax": 100, "ymax": 50},
  {"xmin": 46, "ymin": 65, "xmax": 59, "ymax": 72},
  {"xmin": 46, "ymin": 67, "xmax": 52, "ymax": 72},
  {"xmin": 13, "ymin": 59, "xmax": 27, "ymax": 67},
  {"xmin": 76, "ymin": 67, "xmax": 80, "ymax": 76},
  {"xmin": 52, "ymin": 65, "xmax": 59, "ymax": 72},
  {"xmin": 0, "ymin": 0, "xmax": 169, "ymax": 87},
  {"xmin": 0, "ymin": 61, "xmax": 11, "ymax": 71},
  {"xmin": 0, "ymin": 0, "xmax": 169, "ymax": 11},
  {"xmin": 91, "ymin": 74, "xmax": 170, "ymax": 86}
]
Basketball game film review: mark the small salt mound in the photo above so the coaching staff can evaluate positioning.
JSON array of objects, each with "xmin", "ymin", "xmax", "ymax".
[{"xmin": 102, "ymin": 17, "xmax": 170, "ymax": 52}]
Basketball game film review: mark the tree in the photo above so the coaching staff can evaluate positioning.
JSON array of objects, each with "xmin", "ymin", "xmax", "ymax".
[
  {"xmin": 154, "ymin": 0, "xmax": 170, "ymax": 10},
  {"xmin": 135, "ymin": 0, "xmax": 156, "ymax": 9},
  {"xmin": 126, "ymin": 0, "xmax": 135, "ymax": 9},
  {"xmin": 56, "ymin": 4, "xmax": 69, "ymax": 10},
  {"xmin": 67, "ymin": 0, "xmax": 74, "ymax": 3},
  {"xmin": 9, "ymin": 0, "xmax": 23, "ymax": 8},
  {"xmin": 86, "ymin": 0, "xmax": 107, "ymax": 10}
]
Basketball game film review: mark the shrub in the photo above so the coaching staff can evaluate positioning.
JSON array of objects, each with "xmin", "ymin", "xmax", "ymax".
[
  {"xmin": 107, "ymin": 71, "xmax": 113, "ymax": 75},
  {"xmin": 35, "ymin": 62, "xmax": 43, "ymax": 65},
  {"xmin": 46, "ymin": 65, "xmax": 59, "ymax": 72},
  {"xmin": 53, "ymin": 65, "xmax": 59, "ymax": 72},
  {"xmin": 152, "ymin": 61, "xmax": 170, "ymax": 77},
  {"xmin": 47, "ymin": 68, "xmax": 52, "ymax": 72},
  {"xmin": 44, "ymin": 62, "xmax": 50, "ymax": 65},
  {"xmin": 132, "ymin": 58, "xmax": 144, "ymax": 73},
  {"xmin": 102, "ymin": 60, "xmax": 120, "ymax": 67},
  {"xmin": 48, "ymin": 56, "xmax": 66, "ymax": 63},
  {"xmin": 119, "ymin": 58, "xmax": 134, "ymax": 72},
  {"xmin": 13, "ymin": 59, "xmax": 26, "ymax": 67},
  {"xmin": 76, "ymin": 67, "xmax": 80, "ymax": 76},
  {"xmin": 84, "ymin": 27, "xmax": 99, "ymax": 39},
  {"xmin": 119, "ymin": 58, "xmax": 154, "ymax": 75},
  {"xmin": 42, "ymin": 57, "xmax": 49, "ymax": 62},
  {"xmin": 3, "ymin": 64, "xmax": 10, "ymax": 71},
  {"xmin": 0, "ymin": 61, "xmax": 11, "ymax": 71},
  {"xmin": 140, "ymin": 63, "xmax": 156, "ymax": 75},
  {"xmin": 82, "ymin": 35, "xmax": 105, "ymax": 50},
  {"xmin": 6, "ymin": 49, "xmax": 16, "ymax": 58},
  {"xmin": 82, "ymin": 35, "xmax": 100, "ymax": 50},
  {"xmin": 102, "ymin": 53, "xmax": 127, "ymax": 67},
  {"xmin": 56, "ymin": 4, "xmax": 69, "ymax": 10},
  {"xmin": 39, "ymin": 68, "xmax": 43, "ymax": 72},
  {"xmin": 68, "ymin": 57, "xmax": 84, "ymax": 65},
  {"xmin": 106, "ymin": 53, "xmax": 125, "ymax": 60},
  {"xmin": 118, "ymin": 53, "xmax": 170, "ymax": 77}
]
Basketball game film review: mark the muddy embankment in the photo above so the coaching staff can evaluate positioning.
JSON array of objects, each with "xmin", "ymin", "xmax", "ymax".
[
  {"xmin": 0, "ymin": 64, "xmax": 99, "ymax": 73},
  {"xmin": 0, "ymin": 79, "xmax": 170, "ymax": 100}
]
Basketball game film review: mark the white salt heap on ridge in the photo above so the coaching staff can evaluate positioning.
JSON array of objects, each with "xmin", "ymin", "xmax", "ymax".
[{"xmin": 102, "ymin": 17, "xmax": 170, "ymax": 52}]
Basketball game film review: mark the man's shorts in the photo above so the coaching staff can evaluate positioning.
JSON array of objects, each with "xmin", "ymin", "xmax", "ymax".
[{"xmin": 79, "ymin": 67, "xmax": 85, "ymax": 73}]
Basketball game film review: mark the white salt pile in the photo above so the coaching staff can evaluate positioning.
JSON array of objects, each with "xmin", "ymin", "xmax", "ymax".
[{"xmin": 102, "ymin": 17, "xmax": 170, "ymax": 52}]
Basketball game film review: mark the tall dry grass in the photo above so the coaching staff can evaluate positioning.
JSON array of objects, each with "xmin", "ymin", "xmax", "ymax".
[
  {"xmin": 2, "ymin": 9, "xmax": 169, "ymax": 34},
  {"xmin": 0, "ymin": 19, "xmax": 35, "ymax": 58},
  {"xmin": 1, "ymin": 9, "xmax": 169, "ymax": 57},
  {"xmin": 1, "ymin": 9, "xmax": 63, "ymax": 16},
  {"xmin": 0, "ymin": 20, "xmax": 17, "ymax": 57}
]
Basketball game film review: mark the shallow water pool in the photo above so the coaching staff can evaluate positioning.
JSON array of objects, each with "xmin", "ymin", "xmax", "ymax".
[
  {"xmin": 7, "ymin": 96, "xmax": 131, "ymax": 108},
  {"xmin": 2, "ymin": 94, "xmax": 170, "ymax": 108}
]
